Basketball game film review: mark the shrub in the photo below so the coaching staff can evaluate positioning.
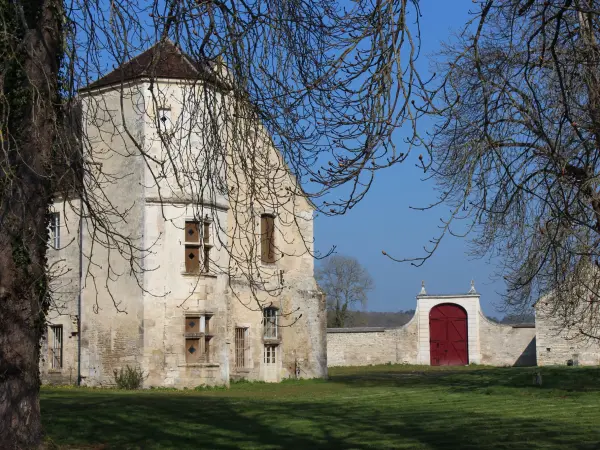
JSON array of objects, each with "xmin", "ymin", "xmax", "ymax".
[
  {"xmin": 194, "ymin": 384, "xmax": 227, "ymax": 391},
  {"xmin": 113, "ymin": 365, "xmax": 146, "ymax": 390}
]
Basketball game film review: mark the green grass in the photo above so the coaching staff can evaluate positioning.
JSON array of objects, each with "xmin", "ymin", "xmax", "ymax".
[{"xmin": 41, "ymin": 365, "xmax": 600, "ymax": 449}]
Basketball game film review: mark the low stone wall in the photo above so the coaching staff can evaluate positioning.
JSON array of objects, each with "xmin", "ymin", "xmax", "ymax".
[
  {"xmin": 479, "ymin": 314, "xmax": 536, "ymax": 366},
  {"xmin": 326, "ymin": 312, "xmax": 537, "ymax": 367},
  {"xmin": 327, "ymin": 318, "xmax": 418, "ymax": 367}
]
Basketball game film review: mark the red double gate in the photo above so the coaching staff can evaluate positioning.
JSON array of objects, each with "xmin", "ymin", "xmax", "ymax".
[{"xmin": 429, "ymin": 303, "xmax": 468, "ymax": 366}]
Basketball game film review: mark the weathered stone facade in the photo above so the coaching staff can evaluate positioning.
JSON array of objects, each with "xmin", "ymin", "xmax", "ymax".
[
  {"xmin": 535, "ymin": 302, "xmax": 600, "ymax": 366},
  {"xmin": 479, "ymin": 318, "xmax": 536, "ymax": 366},
  {"xmin": 327, "ymin": 321, "xmax": 418, "ymax": 367},
  {"xmin": 327, "ymin": 287, "xmax": 537, "ymax": 367},
  {"xmin": 40, "ymin": 43, "xmax": 327, "ymax": 387}
]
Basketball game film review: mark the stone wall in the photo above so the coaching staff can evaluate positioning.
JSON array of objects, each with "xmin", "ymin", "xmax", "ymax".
[
  {"xmin": 327, "ymin": 318, "xmax": 418, "ymax": 367},
  {"xmin": 536, "ymin": 302, "xmax": 600, "ymax": 366},
  {"xmin": 327, "ymin": 309, "xmax": 537, "ymax": 368},
  {"xmin": 41, "ymin": 199, "xmax": 82, "ymax": 385},
  {"xmin": 479, "ymin": 314, "xmax": 536, "ymax": 366}
]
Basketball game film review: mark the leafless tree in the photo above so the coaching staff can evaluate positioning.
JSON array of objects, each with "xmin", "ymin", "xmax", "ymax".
[
  {"xmin": 386, "ymin": 1, "xmax": 600, "ymax": 341},
  {"xmin": 0, "ymin": 0, "xmax": 430, "ymax": 446},
  {"xmin": 316, "ymin": 255, "xmax": 374, "ymax": 328}
]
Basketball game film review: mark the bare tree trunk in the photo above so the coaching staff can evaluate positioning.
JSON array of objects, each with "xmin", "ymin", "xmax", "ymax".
[
  {"xmin": 0, "ymin": 0, "xmax": 62, "ymax": 447},
  {"xmin": 335, "ymin": 297, "xmax": 343, "ymax": 328}
]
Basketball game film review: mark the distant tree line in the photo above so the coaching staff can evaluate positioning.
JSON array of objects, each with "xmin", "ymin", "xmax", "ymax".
[
  {"xmin": 327, "ymin": 310, "xmax": 415, "ymax": 328},
  {"xmin": 328, "ymin": 310, "xmax": 535, "ymax": 328},
  {"xmin": 486, "ymin": 314, "xmax": 535, "ymax": 326}
]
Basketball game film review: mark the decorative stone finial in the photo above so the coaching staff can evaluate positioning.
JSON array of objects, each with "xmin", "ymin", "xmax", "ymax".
[
  {"xmin": 419, "ymin": 280, "xmax": 427, "ymax": 296},
  {"xmin": 468, "ymin": 279, "xmax": 476, "ymax": 294}
]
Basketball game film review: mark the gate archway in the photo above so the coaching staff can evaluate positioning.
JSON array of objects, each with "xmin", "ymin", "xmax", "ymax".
[{"xmin": 429, "ymin": 303, "xmax": 468, "ymax": 366}]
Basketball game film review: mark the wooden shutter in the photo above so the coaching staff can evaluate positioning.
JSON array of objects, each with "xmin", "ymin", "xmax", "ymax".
[
  {"xmin": 186, "ymin": 339, "xmax": 200, "ymax": 363},
  {"xmin": 261, "ymin": 215, "xmax": 275, "ymax": 263},
  {"xmin": 185, "ymin": 316, "xmax": 200, "ymax": 333},
  {"xmin": 185, "ymin": 246, "xmax": 200, "ymax": 273},
  {"xmin": 185, "ymin": 221, "xmax": 199, "ymax": 243}
]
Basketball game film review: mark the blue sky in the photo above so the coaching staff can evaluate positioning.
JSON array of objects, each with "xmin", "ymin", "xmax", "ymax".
[{"xmin": 314, "ymin": 0, "xmax": 510, "ymax": 317}]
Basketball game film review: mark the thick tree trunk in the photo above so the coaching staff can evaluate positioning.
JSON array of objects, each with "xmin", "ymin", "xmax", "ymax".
[{"xmin": 0, "ymin": 0, "xmax": 62, "ymax": 448}]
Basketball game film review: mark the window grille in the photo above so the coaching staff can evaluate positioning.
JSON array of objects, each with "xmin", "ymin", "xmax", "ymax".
[
  {"xmin": 50, "ymin": 325, "xmax": 63, "ymax": 369},
  {"xmin": 235, "ymin": 327, "xmax": 247, "ymax": 368}
]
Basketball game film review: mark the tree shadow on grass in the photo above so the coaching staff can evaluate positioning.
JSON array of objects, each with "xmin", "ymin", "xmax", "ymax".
[
  {"xmin": 329, "ymin": 365, "xmax": 600, "ymax": 393},
  {"xmin": 42, "ymin": 387, "xmax": 600, "ymax": 449}
]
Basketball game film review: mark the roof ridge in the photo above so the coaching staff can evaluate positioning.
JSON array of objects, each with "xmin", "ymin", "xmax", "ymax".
[{"xmin": 82, "ymin": 40, "xmax": 204, "ymax": 91}]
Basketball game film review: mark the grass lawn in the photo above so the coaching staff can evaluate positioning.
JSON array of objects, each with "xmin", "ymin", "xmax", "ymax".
[{"xmin": 41, "ymin": 365, "xmax": 600, "ymax": 449}]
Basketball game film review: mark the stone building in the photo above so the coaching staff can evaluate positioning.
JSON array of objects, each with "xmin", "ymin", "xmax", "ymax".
[
  {"xmin": 535, "ymin": 300, "xmax": 600, "ymax": 366},
  {"xmin": 40, "ymin": 41, "xmax": 327, "ymax": 387},
  {"xmin": 327, "ymin": 282, "xmax": 537, "ymax": 367}
]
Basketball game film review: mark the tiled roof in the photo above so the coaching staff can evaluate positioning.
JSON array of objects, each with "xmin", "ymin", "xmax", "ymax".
[{"xmin": 82, "ymin": 40, "xmax": 212, "ymax": 91}]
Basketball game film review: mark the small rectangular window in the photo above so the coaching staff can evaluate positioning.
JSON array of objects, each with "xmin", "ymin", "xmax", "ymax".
[
  {"xmin": 184, "ymin": 220, "xmax": 211, "ymax": 274},
  {"xmin": 185, "ymin": 316, "xmax": 200, "ymax": 333},
  {"xmin": 50, "ymin": 325, "xmax": 63, "ymax": 369},
  {"xmin": 186, "ymin": 338, "xmax": 201, "ymax": 363},
  {"xmin": 157, "ymin": 107, "xmax": 172, "ymax": 131},
  {"xmin": 235, "ymin": 327, "xmax": 248, "ymax": 368},
  {"xmin": 264, "ymin": 345, "xmax": 277, "ymax": 364},
  {"xmin": 205, "ymin": 336, "xmax": 211, "ymax": 360},
  {"xmin": 203, "ymin": 222, "xmax": 210, "ymax": 244},
  {"xmin": 185, "ymin": 221, "xmax": 199, "ymax": 243},
  {"xmin": 203, "ymin": 247, "xmax": 211, "ymax": 273},
  {"xmin": 261, "ymin": 214, "xmax": 275, "ymax": 263},
  {"xmin": 185, "ymin": 246, "xmax": 200, "ymax": 273},
  {"xmin": 263, "ymin": 307, "xmax": 278, "ymax": 339},
  {"xmin": 49, "ymin": 213, "xmax": 60, "ymax": 249},
  {"xmin": 184, "ymin": 315, "xmax": 212, "ymax": 363}
]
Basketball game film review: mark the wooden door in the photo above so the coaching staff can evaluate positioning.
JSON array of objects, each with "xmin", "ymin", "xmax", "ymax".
[{"xmin": 429, "ymin": 304, "xmax": 468, "ymax": 366}]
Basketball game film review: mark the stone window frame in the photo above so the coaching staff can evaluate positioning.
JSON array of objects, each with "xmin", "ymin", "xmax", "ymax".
[
  {"xmin": 183, "ymin": 312, "xmax": 214, "ymax": 364},
  {"xmin": 49, "ymin": 324, "xmax": 63, "ymax": 370},
  {"xmin": 262, "ymin": 306, "xmax": 279, "ymax": 341},
  {"xmin": 234, "ymin": 326, "xmax": 249, "ymax": 369},
  {"xmin": 183, "ymin": 217, "xmax": 213, "ymax": 275},
  {"xmin": 156, "ymin": 106, "xmax": 173, "ymax": 132},
  {"xmin": 49, "ymin": 212, "xmax": 60, "ymax": 249},
  {"xmin": 256, "ymin": 209, "xmax": 278, "ymax": 266}
]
